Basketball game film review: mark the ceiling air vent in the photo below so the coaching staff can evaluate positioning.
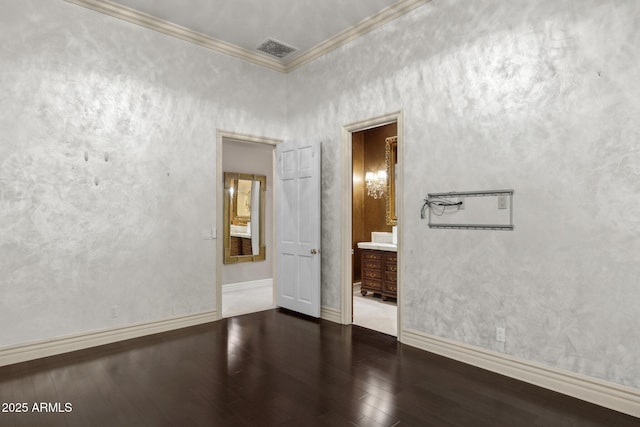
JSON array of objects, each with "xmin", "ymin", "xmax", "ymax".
[{"xmin": 256, "ymin": 38, "xmax": 297, "ymax": 59}]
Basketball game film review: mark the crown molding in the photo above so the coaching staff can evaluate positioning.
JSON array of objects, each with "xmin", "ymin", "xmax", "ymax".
[
  {"xmin": 285, "ymin": 0, "xmax": 431, "ymax": 72},
  {"xmin": 64, "ymin": 0, "xmax": 287, "ymax": 73},
  {"xmin": 64, "ymin": 0, "xmax": 430, "ymax": 74}
]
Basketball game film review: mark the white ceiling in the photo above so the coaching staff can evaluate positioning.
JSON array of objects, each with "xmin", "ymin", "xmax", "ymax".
[
  {"xmin": 67, "ymin": 0, "xmax": 428, "ymax": 72},
  {"xmin": 113, "ymin": 0, "xmax": 398, "ymax": 55}
]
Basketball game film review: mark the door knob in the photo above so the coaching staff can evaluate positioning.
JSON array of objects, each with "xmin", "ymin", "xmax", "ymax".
[{"xmin": 310, "ymin": 249, "xmax": 318, "ymax": 254}]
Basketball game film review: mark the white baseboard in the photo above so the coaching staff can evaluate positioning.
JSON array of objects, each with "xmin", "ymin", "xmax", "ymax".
[
  {"xmin": 223, "ymin": 278, "xmax": 272, "ymax": 293},
  {"xmin": 402, "ymin": 328, "xmax": 640, "ymax": 418},
  {"xmin": 0, "ymin": 310, "xmax": 217, "ymax": 367},
  {"xmin": 321, "ymin": 306, "xmax": 342, "ymax": 323}
]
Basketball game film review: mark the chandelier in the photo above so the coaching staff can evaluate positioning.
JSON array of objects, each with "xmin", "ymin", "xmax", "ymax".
[{"xmin": 365, "ymin": 170, "xmax": 387, "ymax": 199}]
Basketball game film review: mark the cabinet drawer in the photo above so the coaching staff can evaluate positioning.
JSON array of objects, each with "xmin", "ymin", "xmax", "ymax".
[
  {"xmin": 362, "ymin": 278, "xmax": 382, "ymax": 290},
  {"xmin": 363, "ymin": 260, "xmax": 382, "ymax": 271},
  {"xmin": 385, "ymin": 254, "xmax": 397, "ymax": 263},
  {"xmin": 385, "ymin": 283, "xmax": 398, "ymax": 293},
  {"xmin": 385, "ymin": 272, "xmax": 397, "ymax": 283},
  {"xmin": 363, "ymin": 269, "xmax": 382, "ymax": 280},
  {"xmin": 385, "ymin": 263, "xmax": 397, "ymax": 273},
  {"xmin": 363, "ymin": 251, "xmax": 384, "ymax": 261}
]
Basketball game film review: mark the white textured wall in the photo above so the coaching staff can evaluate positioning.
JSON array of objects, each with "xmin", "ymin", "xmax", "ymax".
[
  {"xmin": 0, "ymin": 0, "xmax": 286, "ymax": 346},
  {"xmin": 3, "ymin": 0, "xmax": 639, "ymax": 393},
  {"xmin": 287, "ymin": 0, "xmax": 640, "ymax": 389}
]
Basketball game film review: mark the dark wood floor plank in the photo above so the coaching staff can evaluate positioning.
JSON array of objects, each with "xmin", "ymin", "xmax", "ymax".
[
  {"xmin": 0, "ymin": 374, "xmax": 16, "ymax": 427},
  {"xmin": 11, "ymin": 375, "xmax": 46, "ymax": 427},
  {"xmin": 0, "ymin": 308, "xmax": 638, "ymax": 426},
  {"xmin": 29, "ymin": 371, "xmax": 68, "ymax": 427},
  {"xmin": 48, "ymin": 363, "xmax": 118, "ymax": 427}
]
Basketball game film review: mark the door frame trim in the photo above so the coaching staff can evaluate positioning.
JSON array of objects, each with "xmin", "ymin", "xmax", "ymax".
[
  {"xmin": 340, "ymin": 111, "xmax": 404, "ymax": 340},
  {"xmin": 215, "ymin": 130, "xmax": 282, "ymax": 320}
]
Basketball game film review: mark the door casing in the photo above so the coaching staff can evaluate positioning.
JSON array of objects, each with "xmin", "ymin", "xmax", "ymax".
[
  {"xmin": 340, "ymin": 111, "xmax": 403, "ymax": 340},
  {"xmin": 215, "ymin": 130, "xmax": 281, "ymax": 320}
]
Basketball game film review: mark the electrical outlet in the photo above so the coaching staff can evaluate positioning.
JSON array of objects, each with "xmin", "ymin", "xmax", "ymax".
[
  {"xmin": 496, "ymin": 327, "xmax": 506, "ymax": 343},
  {"xmin": 498, "ymin": 196, "xmax": 508, "ymax": 210},
  {"xmin": 458, "ymin": 196, "xmax": 465, "ymax": 210},
  {"xmin": 110, "ymin": 305, "xmax": 119, "ymax": 318}
]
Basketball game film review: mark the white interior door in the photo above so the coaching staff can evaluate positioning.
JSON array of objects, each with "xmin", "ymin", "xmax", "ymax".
[{"xmin": 276, "ymin": 139, "xmax": 321, "ymax": 317}]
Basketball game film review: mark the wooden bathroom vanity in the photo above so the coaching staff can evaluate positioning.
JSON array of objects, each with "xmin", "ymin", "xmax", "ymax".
[{"xmin": 360, "ymin": 247, "xmax": 397, "ymax": 300}]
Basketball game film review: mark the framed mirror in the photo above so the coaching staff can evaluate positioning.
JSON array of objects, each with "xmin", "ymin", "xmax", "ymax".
[
  {"xmin": 223, "ymin": 172, "xmax": 266, "ymax": 263},
  {"xmin": 385, "ymin": 136, "xmax": 397, "ymax": 226}
]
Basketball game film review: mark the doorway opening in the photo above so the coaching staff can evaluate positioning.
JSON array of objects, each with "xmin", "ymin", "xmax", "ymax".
[
  {"xmin": 341, "ymin": 112, "xmax": 403, "ymax": 338},
  {"xmin": 352, "ymin": 123, "xmax": 397, "ymax": 335},
  {"xmin": 215, "ymin": 131, "xmax": 281, "ymax": 319}
]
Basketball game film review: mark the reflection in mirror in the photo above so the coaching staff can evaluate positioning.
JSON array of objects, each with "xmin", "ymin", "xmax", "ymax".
[
  {"xmin": 385, "ymin": 136, "xmax": 398, "ymax": 226},
  {"xmin": 234, "ymin": 179, "xmax": 253, "ymax": 221},
  {"xmin": 224, "ymin": 172, "xmax": 266, "ymax": 263}
]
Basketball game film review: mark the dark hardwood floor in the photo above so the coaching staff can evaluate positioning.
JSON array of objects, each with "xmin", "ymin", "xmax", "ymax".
[{"xmin": 0, "ymin": 309, "xmax": 638, "ymax": 426}]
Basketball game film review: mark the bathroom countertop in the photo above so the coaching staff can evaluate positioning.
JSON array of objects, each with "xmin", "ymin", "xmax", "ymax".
[
  {"xmin": 357, "ymin": 242, "xmax": 397, "ymax": 252},
  {"xmin": 230, "ymin": 225, "xmax": 251, "ymax": 239},
  {"xmin": 230, "ymin": 231, "xmax": 251, "ymax": 238}
]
